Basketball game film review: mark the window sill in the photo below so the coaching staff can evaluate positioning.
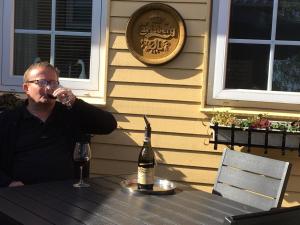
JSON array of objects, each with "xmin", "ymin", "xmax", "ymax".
[{"xmin": 80, "ymin": 96, "xmax": 106, "ymax": 106}]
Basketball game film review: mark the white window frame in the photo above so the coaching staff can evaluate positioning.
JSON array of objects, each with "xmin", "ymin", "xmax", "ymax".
[
  {"xmin": 1, "ymin": 0, "xmax": 110, "ymax": 104},
  {"xmin": 208, "ymin": 0, "xmax": 300, "ymax": 106}
]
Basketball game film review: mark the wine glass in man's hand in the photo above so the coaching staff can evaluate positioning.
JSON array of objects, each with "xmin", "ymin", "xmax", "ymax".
[{"xmin": 73, "ymin": 142, "xmax": 91, "ymax": 187}]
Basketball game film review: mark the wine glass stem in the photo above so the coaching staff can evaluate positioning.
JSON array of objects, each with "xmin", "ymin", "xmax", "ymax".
[{"xmin": 79, "ymin": 166, "xmax": 83, "ymax": 184}]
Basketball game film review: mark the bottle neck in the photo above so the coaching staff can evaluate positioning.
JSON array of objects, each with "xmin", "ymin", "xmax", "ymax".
[
  {"xmin": 144, "ymin": 128, "xmax": 151, "ymax": 141},
  {"xmin": 143, "ymin": 136, "xmax": 151, "ymax": 144}
]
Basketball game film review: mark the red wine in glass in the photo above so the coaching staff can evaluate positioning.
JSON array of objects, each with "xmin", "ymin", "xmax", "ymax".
[
  {"xmin": 47, "ymin": 93, "xmax": 57, "ymax": 99},
  {"xmin": 76, "ymin": 157, "xmax": 90, "ymax": 167},
  {"xmin": 73, "ymin": 142, "xmax": 91, "ymax": 188}
]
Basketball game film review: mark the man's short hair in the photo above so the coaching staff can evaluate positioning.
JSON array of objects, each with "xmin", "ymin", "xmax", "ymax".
[{"xmin": 23, "ymin": 62, "xmax": 60, "ymax": 82}]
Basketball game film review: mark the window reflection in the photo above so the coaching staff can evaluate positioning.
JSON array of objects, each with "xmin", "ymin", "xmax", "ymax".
[
  {"xmin": 14, "ymin": 34, "xmax": 50, "ymax": 75},
  {"xmin": 56, "ymin": 0, "xmax": 92, "ymax": 32},
  {"xmin": 15, "ymin": 0, "xmax": 51, "ymax": 30},
  {"xmin": 13, "ymin": 0, "xmax": 92, "ymax": 78},
  {"xmin": 229, "ymin": 0, "xmax": 273, "ymax": 39},
  {"xmin": 273, "ymin": 46, "xmax": 300, "ymax": 92},
  {"xmin": 225, "ymin": 44, "xmax": 269, "ymax": 90},
  {"xmin": 55, "ymin": 36, "xmax": 91, "ymax": 79},
  {"xmin": 276, "ymin": 0, "xmax": 300, "ymax": 41}
]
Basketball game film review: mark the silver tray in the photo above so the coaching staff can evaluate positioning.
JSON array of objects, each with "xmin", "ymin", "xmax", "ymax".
[{"xmin": 120, "ymin": 177, "xmax": 176, "ymax": 195}]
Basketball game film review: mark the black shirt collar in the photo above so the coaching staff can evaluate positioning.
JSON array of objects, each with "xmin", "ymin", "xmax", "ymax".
[{"xmin": 21, "ymin": 100, "xmax": 59, "ymax": 122}]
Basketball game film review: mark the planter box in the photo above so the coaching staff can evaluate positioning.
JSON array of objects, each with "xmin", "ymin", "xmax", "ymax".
[{"xmin": 210, "ymin": 125, "xmax": 300, "ymax": 152}]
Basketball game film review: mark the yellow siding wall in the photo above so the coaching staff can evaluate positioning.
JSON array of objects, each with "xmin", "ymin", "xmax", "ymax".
[{"xmin": 91, "ymin": 0, "xmax": 300, "ymax": 207}]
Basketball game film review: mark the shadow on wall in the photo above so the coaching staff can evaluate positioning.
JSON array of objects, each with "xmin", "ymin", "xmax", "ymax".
[
  {"xmin": 151, "ymin": 67, "xmax": 201, "ymax": 80},
  {"xmin": 108, "ymin": 66, "xmax": 201, "ymax": 84},
  {"xmin": 284, "ymin": 192, "xmax": 300, "ymax": 207},
  {"xmin": 108, "ymin": 50, "xmax": 203, "ymax": 78},
  {"xmin": 91, "ymin": 113, "xmax": 200, "ymax": 191}
]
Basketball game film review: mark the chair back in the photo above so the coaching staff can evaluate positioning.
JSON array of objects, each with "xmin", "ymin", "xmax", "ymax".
[
  {"xmin": 213, "ymin": 148, "xmax": 292, "ymax": 210},
  {"xmin": 223, "ymin": 205, "xmax": 300, "ymax": 225}
]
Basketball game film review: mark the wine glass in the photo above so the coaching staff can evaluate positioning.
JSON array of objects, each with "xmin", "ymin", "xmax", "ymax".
[
  {"xmin": 45, "ymin": 84, "xmax": 73, "ymax": 108},
  {"xmin": 73, "ymin": 142, "xmax": 91, "ymax": 187}
]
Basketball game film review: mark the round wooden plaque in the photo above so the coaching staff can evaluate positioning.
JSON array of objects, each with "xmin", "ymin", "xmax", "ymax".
[{"xmin": 126, "ymin": 3, "xmax": 186, "ymax": 65}]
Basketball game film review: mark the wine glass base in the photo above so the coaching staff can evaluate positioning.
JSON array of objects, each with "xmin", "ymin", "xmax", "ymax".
[{"xmin": 73, "ymin": 182, "xmax": 90, "ymax": 188}]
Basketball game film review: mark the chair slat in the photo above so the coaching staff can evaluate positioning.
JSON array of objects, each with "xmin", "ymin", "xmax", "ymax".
[
  {"xmin": 223, "ymin": 150, "xmax": 288, "ymax": 179},
  {"xmin": 218, "ymin": 166, "xmax": 281, "ymax": 198},
  {"xmin": 214, "ymin": 183, "xmax": 275, "ymax": 211}
]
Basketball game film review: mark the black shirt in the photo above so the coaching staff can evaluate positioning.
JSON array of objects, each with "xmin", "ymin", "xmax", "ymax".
[
  {"xmin": 0, "ymin": 99, "xmax": 117, "ymax": 186},
  {"xmin": 13, "ymin": 105, "xmax": 74, "ymax": 184}
]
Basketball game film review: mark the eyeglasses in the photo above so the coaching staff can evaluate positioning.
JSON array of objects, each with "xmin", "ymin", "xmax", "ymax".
[{"xmin": 26, "ymin": 79, "xmax": 59, "ymax": 88}]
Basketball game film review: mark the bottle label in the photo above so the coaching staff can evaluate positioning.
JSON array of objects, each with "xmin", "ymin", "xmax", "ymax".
[{"xmin": 137, "ymin": 167, "xmax": 154, "ymax": 184}]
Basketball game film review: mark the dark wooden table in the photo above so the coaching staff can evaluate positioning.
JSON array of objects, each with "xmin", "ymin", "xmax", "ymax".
[{"xmin": 0, "ymin": 175, "xmax": 261, "ymax": 225}]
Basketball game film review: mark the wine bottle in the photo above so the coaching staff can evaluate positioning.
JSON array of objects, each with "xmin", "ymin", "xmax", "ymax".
[{"xmin": 137, "ymin": 115, "xmax": 155, "ymax": 190}]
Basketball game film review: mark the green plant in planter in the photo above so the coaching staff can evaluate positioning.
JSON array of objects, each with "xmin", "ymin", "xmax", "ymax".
[
  {"xmin": 0, "ymin": 93, "xmax": 23, "ymax": 110},
  {"xmin": 269, "ymin": 120, "xmax": 300, "ymax": 132},
  {"xmin": 211, "ymin": 111, "xmax": 238, "ymax": 127},
  {"xmin": 212, "ymin": 112, "xmax": 272, "ymax": 129},
  {"xmin": 289, "ymin": 120, "xmax": 300, "ymax": 132},
  {"xmin": 238, "ymin": 116, "xmax": 257, "ymax": 129},
  {"xmin": 211, "ymin": 111, "xmax": 300, "ymax": 133},
  {"xmin": 270, "ymin": 121, "xmax": 289, "ymax": 131}
]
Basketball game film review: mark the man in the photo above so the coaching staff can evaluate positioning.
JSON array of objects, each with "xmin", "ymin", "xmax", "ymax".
[{"xmin": 0, "ymin": 62, "xmax": 117, "ymax": 187}]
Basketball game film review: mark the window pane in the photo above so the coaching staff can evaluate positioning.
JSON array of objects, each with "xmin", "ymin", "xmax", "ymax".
[
  {"xmin": 276, "ymin": 0, "xmax": 300, "ymax": 41},
  {"xmin": 55, "ymin": 36, "xmax": 91, "ymax": 79},
  {"xmin": 15, "ymin": 0, "xmax": 51, "ymax": 30},
  {"xmin": 225, "ymin": 44, "xmax": 269, "ymax": 90},
  {"xmin": 229, "ymin": 0, "xmax": 273, "ymax": 39},
  {"xmin": 56, "ymin": 0, "xmax": 92, "ymax": 32},
  {"xmin": 272, "ymin": 46, "xmax": 300, "ymax": 92},
  {"xmin": 14, "ymin": 34, "xmax": 51, "ymax": 75}
]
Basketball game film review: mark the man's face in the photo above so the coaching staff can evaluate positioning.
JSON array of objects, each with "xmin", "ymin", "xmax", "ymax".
[{"xmin": 23, "ymin": 66, "xmax": 59, "ymax": 105}]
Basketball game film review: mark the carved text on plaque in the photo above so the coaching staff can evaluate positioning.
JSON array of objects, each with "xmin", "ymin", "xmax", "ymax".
[{"xmin": 139, "ymin": 18, "xmax": 176, "ymax": 54}]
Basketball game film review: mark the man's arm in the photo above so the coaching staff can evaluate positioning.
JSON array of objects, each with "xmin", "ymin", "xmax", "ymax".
[
  {"xmin": 0, "ymin": 111, "xmax": 12, "ymax": 187},
  {"xmin": 52, "ymin": 87, "xmax": 117, "ymax": 134},
  {"xmin": 70, "ymin": 99, "xmax": 117, "ymax": 135},
  {"xmin": 0, "ymin": 110, "xmax": 24, "ymax": 187},
  {"xmin": 0, "ymin": 170, "xmax": 13, "ymax": 187}
]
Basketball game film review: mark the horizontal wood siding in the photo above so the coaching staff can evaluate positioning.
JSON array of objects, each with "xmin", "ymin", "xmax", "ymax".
[
  {"xmin": 91, "ymin": 0, "xmax": 300, "ymax": 207},
  {"xmin": 107, "ymin": 83, "xmax": 202, "ymax": 102},
  {"xmin": 108, "ymin": 66, "xmax": 203, "ymax": 86}
]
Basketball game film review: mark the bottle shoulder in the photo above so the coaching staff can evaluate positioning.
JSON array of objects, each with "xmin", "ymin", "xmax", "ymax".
[{"xmin": 139, "ymin": 147, "xmax": 154, "ymax": 157}]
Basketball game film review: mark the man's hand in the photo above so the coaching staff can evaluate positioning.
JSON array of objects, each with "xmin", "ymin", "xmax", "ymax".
[
  {"xmin": 8, "ymin": 181, "xmax": 24, "ymax": 187},
  {"xmin": 53, "ymin": 86, "xmax": 76, "ymax": 108}
]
